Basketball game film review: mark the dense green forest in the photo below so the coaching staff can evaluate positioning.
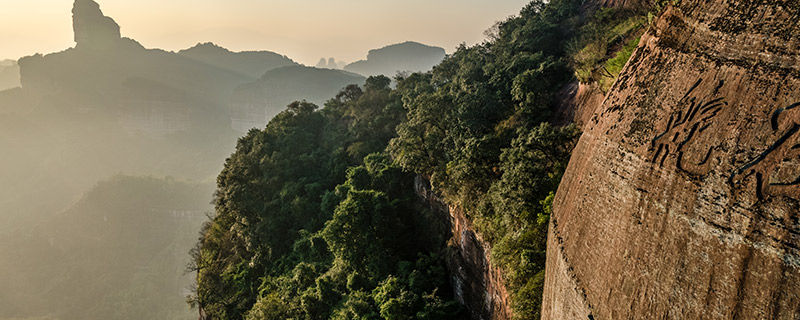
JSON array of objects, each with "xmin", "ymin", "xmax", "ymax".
[{"xmin": 192, "ymin": 0, "xmax": 651, "ymax": 319}]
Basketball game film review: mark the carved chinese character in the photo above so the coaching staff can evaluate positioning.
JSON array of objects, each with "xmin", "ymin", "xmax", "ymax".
[
  {"xmin": 729, "ymin": 102, "xmax": 800, "ymax": 201},
  {"xmin": 650, "ymin": 79, "xmax": 728, "ymax": 176}
]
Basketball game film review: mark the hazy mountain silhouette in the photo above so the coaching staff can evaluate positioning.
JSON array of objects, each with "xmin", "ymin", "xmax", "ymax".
[
  {"xmin": 0, "ymin": 1, "xmax": 368, "ymax": 319},
  {"xmin": 73, "ymin": 0, "xmax": 121, "ymax": 50},
  {"xmin": 0, "ymin": 176, "xmax": 211, "ymax": 320},
  {"xmin": 231, "ymin": 65, "xmax": 365, "ymax": 131},
  {"xmin": 178, "ymin": 42, "xmax": 297, "ymax": 80},
  {"xmin": 344, "ymin": 41, "xmax": 446, "ymax": 77},
  {"xmin": 316, "ymin": 57, "xmax": 345, "ymax": 69},
  {"xmin": 0, "ymin": 60, "xmax": 20, "ymax": 91}
]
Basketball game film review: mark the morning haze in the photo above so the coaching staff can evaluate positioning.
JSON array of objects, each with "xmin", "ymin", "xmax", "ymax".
[
  {"xmin": 1, "ymin": 0, "xmax": 530, "ymax": 65},
  {"xmin": 0, "ymin": 0, "xmax": 534, "ymax": 319}
]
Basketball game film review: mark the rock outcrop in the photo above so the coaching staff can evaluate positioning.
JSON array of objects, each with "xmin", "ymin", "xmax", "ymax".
[
  {"xmin": 72, "ymin": 0, "xmax": 121, "ymax": 49},
  {"xmin": 0, "ymin": 60, "xmax": 20, "ymax": 91},
  {"xmin": 543, "ymin": 1, "xmax": 800, "ymax": 319},
  {"xmin": 415, "ymin": 176, "xmax": 512, "ymax": 320}
]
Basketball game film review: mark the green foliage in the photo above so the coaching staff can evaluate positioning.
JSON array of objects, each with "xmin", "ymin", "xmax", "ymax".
[
  {"xmin": 600, "ymin": 36, "xmax": 641, "ymax": 91},
  {"xmin": 192, "ymin": 0, "xmax": 648, "ymax": 319},
  {"xmin": 192, "ymin": 77, "xmax": 460, "ymax": 319},
  {"xmin": 569, "ymin": 7, "xmax": 647, "ymax": 86},
  {"xmin": 387, "ymin": 1, "xmax": 585, "ymax": 318},
  {"xmin": 390, "ymin": 0, "xmax": 580, "ymax": 205},
  {"xmin": 322, "ymin": 190, "xmax": 404, "ymax": 278}
]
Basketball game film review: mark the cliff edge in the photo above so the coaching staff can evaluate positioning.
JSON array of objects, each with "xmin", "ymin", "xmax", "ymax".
[
  {"xmin": 415, "ymin": 176, "xmax": 512, "ymax": 320},
  {"xmin": 543, "ymin": 1, "xmax": 800, "ymax": 319}
]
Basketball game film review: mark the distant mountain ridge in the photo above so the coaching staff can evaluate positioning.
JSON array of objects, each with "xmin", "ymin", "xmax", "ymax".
[
  {"xmin": 0, "ymin": 1, "xmax": 445, "ymax": 319},
  {"xmin": 231, "ymin": 65, "xmax": 365, "ymax": 130},
  {"xmin": 178, "ymin": 42, "xmax": 297, "ymax": 80},
  {"xmin": 344, "ymin": 41, "xmax": 446, "ymax": 77}
]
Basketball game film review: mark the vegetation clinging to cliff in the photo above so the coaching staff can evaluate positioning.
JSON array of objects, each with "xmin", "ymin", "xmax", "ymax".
[
  {"xmin": 388, "ymin": 1, "xmax": 583, "ymax": 318},
  {"xmin": 191, "ymin": 0, "xmax": 654, "ymax": 319}
]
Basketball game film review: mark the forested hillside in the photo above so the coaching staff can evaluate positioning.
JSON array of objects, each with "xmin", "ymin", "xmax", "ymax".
[
  {"xmin": 192, "ymin": 0, "xmax": 655, "ymax": 319},
  {"xmin": 0, "ymin": 176, "xmax": 212, "ymax": 320}
]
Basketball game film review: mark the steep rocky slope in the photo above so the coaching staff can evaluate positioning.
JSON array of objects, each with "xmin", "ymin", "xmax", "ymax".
[
  {"xmin": 415, "ymin": 177, "xmax": 512, "ymax": 320},
  {"xmin": 543, "ymin": 1, "xmax": 800, "ymax": 319}
]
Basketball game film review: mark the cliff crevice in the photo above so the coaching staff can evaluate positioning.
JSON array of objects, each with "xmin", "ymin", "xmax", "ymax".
[{"xmin": 414, "ymin": 176, "xmax": 512, "ymax": 320}]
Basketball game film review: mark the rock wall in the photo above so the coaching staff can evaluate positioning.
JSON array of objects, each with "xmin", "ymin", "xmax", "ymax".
[
  {"xmin": 543, "ymin": 1, "xmax": 800, "ymax": 319},
  {"xmin": 414, "ymin": 176, "xmax": 512, "ymax": 320},
  {"xmin": 555, "ymin": 81, "xmax": 606, "ymax": 127}
]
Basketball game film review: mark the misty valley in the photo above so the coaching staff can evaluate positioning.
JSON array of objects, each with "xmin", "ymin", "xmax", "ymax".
[{"xmin": 1, "ymin": 1, "xmax": 447, "ymax": 319}]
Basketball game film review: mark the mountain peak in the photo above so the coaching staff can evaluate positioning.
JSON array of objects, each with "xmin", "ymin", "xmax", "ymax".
[
  {"xmin": 184, "ymin": 42, "xmax": 231, "ymax": 53},
  {"xmin": 72, "ymin": 0, "xmax": 121, "ymax": 49},
  {"xmin": 343, "ymin": 41, "xmax": 446, "ymax": 77}
]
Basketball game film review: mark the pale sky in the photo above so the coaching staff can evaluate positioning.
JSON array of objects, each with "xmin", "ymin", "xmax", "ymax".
[{"xmin": 0, "ymin": 0, "xmax": 531, "ymax": 65}]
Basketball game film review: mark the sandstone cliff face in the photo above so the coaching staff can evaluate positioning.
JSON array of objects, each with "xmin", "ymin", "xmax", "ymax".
[
  {"xmin": 543, "ymin": 1, "xmax": 800, "ymax": 319},
  {"xmin": 415, "ymin": 176, "xmax": 512, "ymax": 320},
  {"xmin": 556, "ymin": 81, "xmax": 606, "ymax": 127}
]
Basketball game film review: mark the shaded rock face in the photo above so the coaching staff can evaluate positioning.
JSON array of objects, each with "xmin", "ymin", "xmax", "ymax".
[
  {"xmin": 415, "ymin": 176, "xmax": 512, "ymax": 320},
  {"xmin": 543, "ymin": 1, "xmax": 800, "ymax": 319},
  {"xmin": 555, "ymin": 81, "xmax": 606, "ymax": 127},
  {"xmin": 73, "ymin": 0, "xmax": 121, "ymax": 49}
]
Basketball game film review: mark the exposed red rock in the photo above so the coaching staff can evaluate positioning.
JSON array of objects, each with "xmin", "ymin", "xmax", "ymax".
[
  {"xmin": 415, "ymin": 176, "xmax": 512, "ymax": 320},
  {"xmin": 543, "ymin": 1, "xmax": 800, "ymax": 319},
  {"xmin": 555, "ymin": 81, "xmax": 606, "ymax": 127}
]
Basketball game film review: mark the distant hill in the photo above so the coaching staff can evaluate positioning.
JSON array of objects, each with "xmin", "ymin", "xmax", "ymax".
[
  {"xmin": 344, "ymin": 41, "xmax": 446, "ymax": 77},
  {"xmin": 178, "ymin": 42, "xmax": 297, "ymax": 80},
  {"xmin": 231, "ymin": 65, "xmax": 365, "ymax": 131},
  {"xmin": 315, "ymin": 57, "xmax": 345, "ymax": 69},
  {"xmin": 0, "ymin": 60, "xmax": 20, "ymax": 91},
  {"xmin": 2, "ymin": 0, "xmax": 368, "ymax": 213}
]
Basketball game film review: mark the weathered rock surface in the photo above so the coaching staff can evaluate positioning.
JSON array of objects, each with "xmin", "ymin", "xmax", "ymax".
[
  {"xmin": 415, "ymin": 176, "xmax": 512, "ymax": 320},
  {"xmin": 543, "ymin": 1, "xmax": 800, "ymax": 319},
  {"xmin": 555, "ymin": 80, "xmax": 606, "ymax": 127}
]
